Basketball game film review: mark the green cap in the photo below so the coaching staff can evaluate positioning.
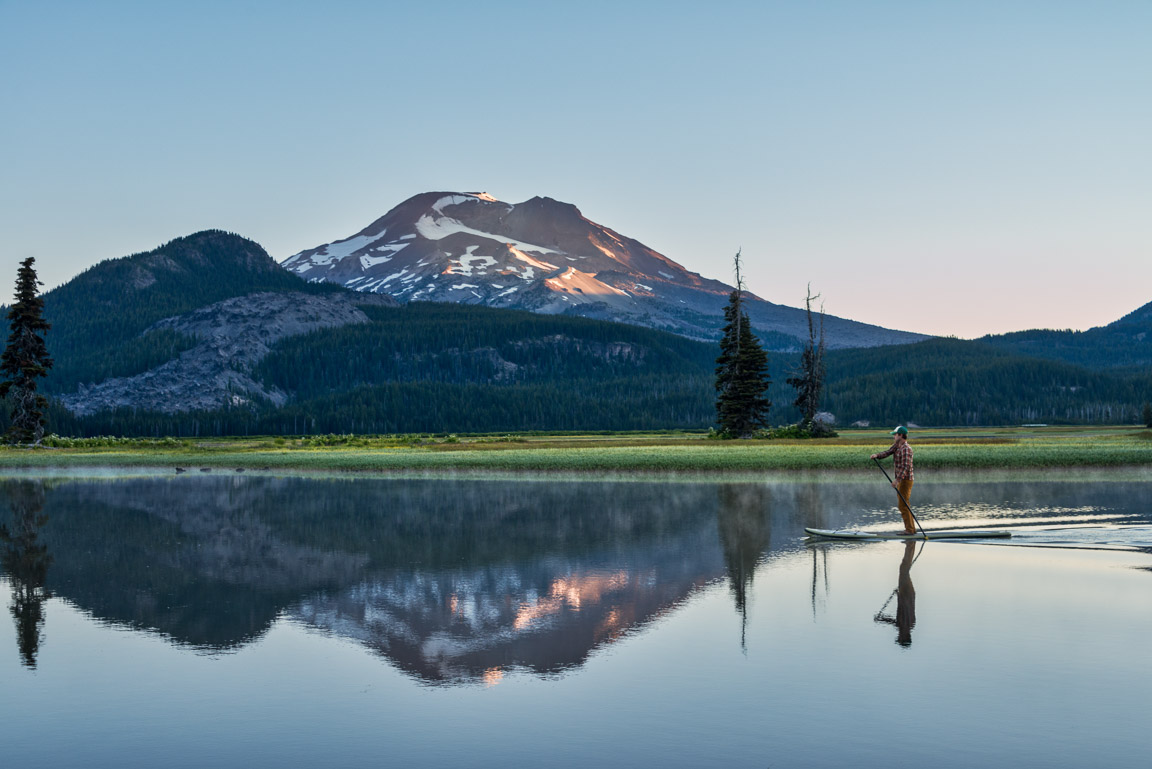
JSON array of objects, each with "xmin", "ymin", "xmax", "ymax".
[{"xmin": 890, "ymin": 426, "xmax": 908, "ymax": 435}]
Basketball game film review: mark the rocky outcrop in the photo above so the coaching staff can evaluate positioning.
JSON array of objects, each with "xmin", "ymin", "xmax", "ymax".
[{"xmin": 58, "ymin": 291, "xmax": 394, "ymax": 415}]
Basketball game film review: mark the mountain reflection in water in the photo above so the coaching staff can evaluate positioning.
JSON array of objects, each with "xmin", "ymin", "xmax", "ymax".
[
  {"xmin": 0, "ymin": 476, "xmax": 815, "ymax": 684},
  {"xmin": 5, "ymin": 473, "xmax": 1150, "ymax": 687}
]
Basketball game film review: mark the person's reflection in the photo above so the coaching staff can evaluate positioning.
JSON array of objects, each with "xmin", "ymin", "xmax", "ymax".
[
  {"xmin": 874, "ymin": 541, "xmax": 917, "ymax": 647},
  {"xmin": 716, "ymin": 485, "xmax": 771, "ymax": 648},
  {"xmin": 0, "ymin": 480, "xmax": 52, "ymax": 668}
]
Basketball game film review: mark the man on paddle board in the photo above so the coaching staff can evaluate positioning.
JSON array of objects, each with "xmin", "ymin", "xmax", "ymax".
[{"xmin": 871, "ymin": 426, "xmax": 915, "ymax": 534}]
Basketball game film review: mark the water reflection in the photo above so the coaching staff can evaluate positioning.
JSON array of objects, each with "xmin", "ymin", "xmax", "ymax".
[
  {"xmin": 3, "ymin": 473, "xmax": 1150, "ymax": 684},
  {"xmin": 0, "ymin": 480, "xmax": 52, "ymax": 668},
  {"xmin": 4, "ymin": 474, "xmax": 1152, "ymax": 769},
  {"xmin": 873, "ymin": 541, "xmax": 920, "ymax": 647},
  {"xmin": 715, "ymin": 485, "xmax": 772, "ymax": 648},
  {"xmin": 2, "ymin": 476, "xmax": 801, "ymax": 682},
  {"xmin": 294, "ymin": 541, "xmax": 720, "ymax": 684}
]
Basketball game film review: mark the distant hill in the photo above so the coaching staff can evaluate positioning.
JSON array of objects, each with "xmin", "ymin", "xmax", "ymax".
[
  {"xmin": 822, "ymin": 337, "xmax": 1150, "ymax": 426},
  {"xmin": 979, "ymin": 300, "xmax": 1152, "ymax": 371},
  {"xmin": 40, "ymin": 230, "xmax": 357, "ymax": 394},
  {"xmin": 282, "ymin": 191, "xmax": 928, "ymax": 349}
]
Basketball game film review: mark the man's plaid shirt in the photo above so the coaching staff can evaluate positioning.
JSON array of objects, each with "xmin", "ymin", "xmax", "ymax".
[{"xmin": 876, "ymin": 441, "xmax": 914, "ymax": 482}]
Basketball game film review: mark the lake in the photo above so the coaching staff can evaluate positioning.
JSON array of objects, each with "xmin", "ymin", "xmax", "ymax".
[{"xmin": 1, "ymin": 470, "xmax": 1150, "ymax": 768}]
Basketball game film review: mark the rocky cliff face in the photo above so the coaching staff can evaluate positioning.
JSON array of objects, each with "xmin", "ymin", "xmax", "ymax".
[
  {"xmin": 58, "ymin": 291, "xmax": 394, "ymax": 416},
  {"xmin": 282, "ymin": 191, "xmax": 929, "ymax": 349}
]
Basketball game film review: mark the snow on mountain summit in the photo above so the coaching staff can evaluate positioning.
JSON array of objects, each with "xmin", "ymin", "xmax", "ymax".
[
  {"xmin": 281, "ymin": 191, "xmax": 929, "ymax": 347},
  {"xmin": 282, "ymin": 191, "xmax": 712, "ymax": 320}
]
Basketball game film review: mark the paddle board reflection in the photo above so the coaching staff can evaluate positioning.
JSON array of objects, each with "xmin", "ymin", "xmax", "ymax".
[{"xmin": 873, "ymin": 541, "xmax": 918, "ymax": 647}]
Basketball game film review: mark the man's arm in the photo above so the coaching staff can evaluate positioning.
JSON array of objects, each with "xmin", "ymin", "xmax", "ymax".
[{"xmin": 872, "ymin": 443, "xmax": 897, "ymax": 460}]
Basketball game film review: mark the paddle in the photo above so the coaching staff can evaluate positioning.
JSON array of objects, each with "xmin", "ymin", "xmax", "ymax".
[{"xmin": 873, "ymin": 457, "xmax": 927, "ymax": 538}]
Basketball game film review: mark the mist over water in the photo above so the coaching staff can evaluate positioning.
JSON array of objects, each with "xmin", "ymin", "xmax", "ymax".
[{"xmin": 1, "ymin": 472, "xmax": 1149, "ymax": 767}]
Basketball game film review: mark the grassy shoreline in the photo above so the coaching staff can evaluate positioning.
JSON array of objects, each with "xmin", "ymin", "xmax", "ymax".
[{"xmin": 2, "ymin": 427, "xmax": 1150, "ymax": 476}]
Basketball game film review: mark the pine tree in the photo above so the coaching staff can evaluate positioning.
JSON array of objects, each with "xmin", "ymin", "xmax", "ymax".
[
  {"xmin": 786, "ymin": 284, "xmax": 829, "ymax": 434},
  {"xmin": 1, "ymin": 258, "xmax": 53, "ymax": 444},
  {"xmin": 714, "ymin": 251, "xmax": 771, "ymax": 437},
  {"xmin": 1142, "ymin": 401, "xmax": 1152, "ymax": 429}
]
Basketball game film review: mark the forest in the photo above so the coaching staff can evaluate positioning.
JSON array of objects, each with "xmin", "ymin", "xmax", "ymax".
[{"xmin": 27, "ymin": 302, "xmax": 1152, "ymax": 437}]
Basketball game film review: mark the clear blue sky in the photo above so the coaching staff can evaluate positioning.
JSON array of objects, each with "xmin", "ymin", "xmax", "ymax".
[{"xmin": 3, "ymin": 0, "xmax": 1149, "ymax": 338}]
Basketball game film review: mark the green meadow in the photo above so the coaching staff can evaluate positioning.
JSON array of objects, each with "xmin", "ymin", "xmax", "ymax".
[{"xmin": 1, "ymin": 426, "xmax": 1150, "ymax": 476}]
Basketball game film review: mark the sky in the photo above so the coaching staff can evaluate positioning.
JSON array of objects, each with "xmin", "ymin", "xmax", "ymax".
[{"xmin": 2, "ymin": 0, "xmax": 1149, "ymax": 338}]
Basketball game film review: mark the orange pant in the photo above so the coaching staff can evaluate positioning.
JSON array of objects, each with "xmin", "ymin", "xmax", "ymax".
[{"xmin": 896, "ymin": 478, "xmax": 915, "ymax": 531}]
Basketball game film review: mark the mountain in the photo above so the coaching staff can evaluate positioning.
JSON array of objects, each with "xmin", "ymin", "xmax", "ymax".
[{"xmin": 282, "ymin": 191, "xmax": 927, "ymax": 349}]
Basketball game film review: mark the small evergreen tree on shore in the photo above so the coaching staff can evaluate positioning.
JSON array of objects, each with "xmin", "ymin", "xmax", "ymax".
[
  {"xmin": 1, "ymin": 258, "xmax": 53, "ymax": 444},
  {"xmin": 714, "ymin": 251, "xmax": 771, "ymax": 437},
  {"xmin": 786, "ymin": 284, "xmax": 832, "ymax": 435}
]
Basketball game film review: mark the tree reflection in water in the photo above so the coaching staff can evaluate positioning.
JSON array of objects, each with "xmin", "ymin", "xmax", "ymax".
[
  {"xmin": 715, "ymin": 484, "xmax": 772, "ymax": 649},
  {"xmin": 0, "ymin": 480, "xmax": 52, "ymax": 668}
]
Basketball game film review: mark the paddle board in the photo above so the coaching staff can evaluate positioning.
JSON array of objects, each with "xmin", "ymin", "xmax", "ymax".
[{"xmin": 805, "ymin": 527, "xmax": 1011, "ymax": 541}]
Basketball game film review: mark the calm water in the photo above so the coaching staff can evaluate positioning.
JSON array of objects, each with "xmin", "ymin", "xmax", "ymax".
[{"xmin": 1, "ymin": 471, "xmax": 1150, "ymax": 768}]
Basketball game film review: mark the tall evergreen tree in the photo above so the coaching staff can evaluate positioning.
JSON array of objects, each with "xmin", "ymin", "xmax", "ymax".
[
  {"xmin": 714, "ymin": 251, "xmax": 771, "ymax": 437},
  {"xmin": 1142, "ymin": 401, "xmax": 1152, "ymax": 429},
  {"xmin": 787, "ymin": 285, "xmax": 829, "ymax": 434},
  {"xmin": 1, "ymin": 258, "xmax": 53, "ymax": 444}
]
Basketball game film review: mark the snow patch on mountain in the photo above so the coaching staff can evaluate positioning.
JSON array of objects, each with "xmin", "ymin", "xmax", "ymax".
[
  {"xmin": 592, "ymin": 242, "xmax": 617, "ymax": 260},
  {"xmin": 360, "ymin": 251, "xmax": 398, "ymax": 269},
  {"xmin": 414, "ymin": 208, "xmax": 560, "ymax": 255},
  {"xmin": 510, "ymin": 247, "xmax": 558, "ymax": 273},
  {"xmin": 320, "ymin": 233, "xmax": 381, "ymax": 261},
  {"xmin": 449, "ymin": 248, "xmax": 498, "ymax": 276}
]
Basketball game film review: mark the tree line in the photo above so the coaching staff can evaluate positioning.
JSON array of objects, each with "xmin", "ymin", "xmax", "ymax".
[{"xmin": 3, "ymin": 254, "xmax": 1150, "ymax": 439}]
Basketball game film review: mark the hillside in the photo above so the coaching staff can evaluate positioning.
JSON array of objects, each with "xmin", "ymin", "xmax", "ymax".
[
  {"xmin": 823, "ymin": 338, "xmax": 1151, "ymax": 426},
  {"xmin": 40, "ymin": 230, "xmax": 361, "ymax": 394},
  {"xmin": 980, "ymin": 300, "xmax": 1152, "ymax": 371},
  {"xmin": 48, "ymin": 302, "xmax": 721, "ymax": 435},
  {"xmin": 40, "ymin": 300, "xmax": 1152, "ymax": 437},
  {"xmin": 56, "ymin": 291, "xmax": 394, "ymax": 416}
]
